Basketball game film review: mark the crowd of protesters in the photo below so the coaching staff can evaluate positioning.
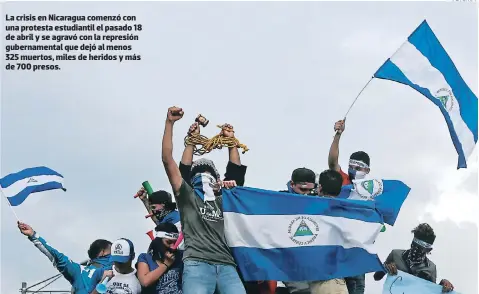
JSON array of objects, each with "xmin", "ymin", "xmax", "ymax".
[{"xmin": 18, "ymin": 106, "xmax": 455, "ymax": 294}]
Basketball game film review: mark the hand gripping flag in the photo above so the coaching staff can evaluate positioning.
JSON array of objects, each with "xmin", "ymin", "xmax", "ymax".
[
  {"xmin": 374, "ymin": 20, "xmax": 477, "ymax": 169},
  {"xmin": 0, "ymin": 166, "xmax": 66, "ymax": 206},
  {"xmin": 337, "ymin": 179, "xmax": 411, "ymax": 226},
  {"xmin": 222, "ymin": 187, "xmax": 385, "ymax": 282}
]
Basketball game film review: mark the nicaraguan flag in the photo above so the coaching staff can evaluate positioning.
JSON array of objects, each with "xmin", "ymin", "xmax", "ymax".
[
  {"xmin": 222, "ymin": 187, "xmax": 385, "ymax": 282},
  {"xmin": 337, "ymin": 179, "xmax": 411, "ymax": 226},
  {"xmin": 0, "ymin": 166, "xmax": 66, "ymax": 206},
  {"xmin": 374, "ymin": 20, "xmax": 477, "ymax": 169}
]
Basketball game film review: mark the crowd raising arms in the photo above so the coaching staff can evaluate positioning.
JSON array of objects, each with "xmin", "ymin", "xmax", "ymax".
[{"xmin": 16, "ymin": 106, "xmax": 455, "ymax": 294}]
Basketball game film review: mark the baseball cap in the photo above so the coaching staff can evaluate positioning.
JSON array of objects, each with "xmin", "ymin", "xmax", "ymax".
[
  {"xmin": 291, "ymin": 168, "xmax": 316, "ymax": 184},
  {"xmin": 110, "ymin": 238, "xmax": 135, "ymax": 263},
  {"xmin": 149, "ymin": 190, "xmax": 176, "ymax": 209}
]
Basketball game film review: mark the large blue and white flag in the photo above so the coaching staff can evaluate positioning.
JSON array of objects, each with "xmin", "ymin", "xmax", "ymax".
[
  {"xmin": 222, "ymin": 187, "xmax": 385, "ymax": 282},
  {"xmin": 338, "ymin": 179, "xmax": 411, "ymax": 226},
  {"xmin": 374, "ymin": 20, "xmax": 477, "ymax": 169},
  {"xmin": 0, "ymin": 166, "xmax": 66, "ymax": 206}
]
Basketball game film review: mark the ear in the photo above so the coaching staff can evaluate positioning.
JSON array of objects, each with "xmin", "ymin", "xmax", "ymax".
[
  {"xmin": 365, "ymin": 168, "xmax": 371, "ymax": 174},
  {"xmin": 290, "ymin": 181, "xmax": 295, "ymax": 187}
]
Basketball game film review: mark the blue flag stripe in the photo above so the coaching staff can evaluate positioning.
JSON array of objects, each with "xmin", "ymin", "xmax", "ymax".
[
  {"xmin": 0, "ymin": 166, "xmax": 63, "ymax": 188},
  {"xmin": 7, "ymin": 182, "xmax": 65, "ymax": 206},
  {"xmin": 223, "ymin": 187, "xmax": 383, "ymax": 224},
  {"xmin": 408, "ymin": 21, "xmax": 478, "ymax": 141},
  {"xmin": 374, "ymin": 59, "xmax": 468, "ymax": 168},
  {"xmin": 232, "ymin": 246, "xmax": 384, "ymax": 281}
]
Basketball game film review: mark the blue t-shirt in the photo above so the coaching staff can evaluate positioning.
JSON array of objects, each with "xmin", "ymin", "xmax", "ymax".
[{"xmin": 137, "ymin": 252, "xmax": 183, "ymax": 294}]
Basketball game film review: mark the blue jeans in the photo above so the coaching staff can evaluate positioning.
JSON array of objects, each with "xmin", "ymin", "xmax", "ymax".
[
  {"xmin": 345, "ymin": 274, "xmax": 365, "ymax": 294},
  {"xmin": 183, "ymin": 259, "xmax": 246, "ymax": 294}
]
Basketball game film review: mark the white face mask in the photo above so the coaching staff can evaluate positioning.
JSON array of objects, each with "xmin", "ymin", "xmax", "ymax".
[{"xmin": 354, "ymin": 171, "xmax": 367, "ymax": 180}]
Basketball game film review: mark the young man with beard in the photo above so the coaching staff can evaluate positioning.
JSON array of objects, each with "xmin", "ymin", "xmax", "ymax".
[
  {"xmin": 161, "ymin": 106, "xmax": 246, "ymax": 294},
  {"xmin": 328, "ymin": 119, "xmax": 370, "ymax": 294},
  {"xmin": 373, "ymin": 223, "xmax": 455, "ymax": 292},
  {"xmin": 276, "ymin": 167, "xmax": 318, "ymax": 294},
  {"xmin": 17, "ymin": 222, "xmax": 113, "ymax": 294}
]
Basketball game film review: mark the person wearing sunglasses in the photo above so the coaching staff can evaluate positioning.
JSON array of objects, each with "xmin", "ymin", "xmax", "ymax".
[
  {"xmin": 137, "ymin": 223, "xmax": 183, "ymax": 294},
  {"xmin": 373, "ymin": 223, "xmax": 454, "ymax": 292}
]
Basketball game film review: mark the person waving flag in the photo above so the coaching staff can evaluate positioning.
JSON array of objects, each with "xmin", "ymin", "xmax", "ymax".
[{"xmin": 374, "ymin": 20, "xmax": 477, "ymax": 169}]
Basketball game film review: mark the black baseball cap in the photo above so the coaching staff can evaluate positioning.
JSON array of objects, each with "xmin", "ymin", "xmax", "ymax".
[
  {"xmin": 149, "ymin": 190, "xmax": 176, "ymax": 209},
  {"xmin": 291, "ymin": 168, "xmax": 316, "ymax": 184}
]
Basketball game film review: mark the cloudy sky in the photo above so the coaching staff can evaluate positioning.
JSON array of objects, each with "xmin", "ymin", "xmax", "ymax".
[{"xmin": 1, "ymin": 2, "xmax": 477, "ymax": 294}]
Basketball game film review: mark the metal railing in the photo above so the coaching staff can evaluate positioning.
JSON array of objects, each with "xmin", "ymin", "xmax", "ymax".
[{"xmin": 20, "ymin": 274, "xmax": 71, "ymax": 294}]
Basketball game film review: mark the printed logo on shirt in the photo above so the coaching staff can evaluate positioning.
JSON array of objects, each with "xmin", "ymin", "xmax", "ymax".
[
  {"xmin": 198, "ymin": 200, "xmax": 223, "ymax": 222},
  {"xmin": 106, "ymin": 282, "xmax": 133, "ymax": 294},
  {"xmin": 435, "ymin": 88, "xmax": 454, "ymax": 112},
  {"xmin": 156, "ymin": 268, "xmax": 182, "ymax": 294},
  {"xmin": 288, "ymin": 216, "xmax": 319, "ymax": 246}
]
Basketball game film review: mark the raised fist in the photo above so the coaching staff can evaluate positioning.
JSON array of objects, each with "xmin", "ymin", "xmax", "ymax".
[
  {"xmin": 220, "ymin": 124, "xmax": 235, "ymax": 138},
  {"xmin": 167, "ymin": 106, "xmax": 184, "ymax": 123}
]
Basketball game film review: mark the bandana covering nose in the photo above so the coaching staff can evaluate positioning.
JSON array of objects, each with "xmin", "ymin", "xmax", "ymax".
[
  {"xmin": 91, "ymin": 255, "xmax": 112, "ymax": 268},
  {"xmin": 154, "ymin": 208, "xmax": 172, "ymax": 222},
  {"xmin": 406, "ymin": 238, "xmax": 432, "ymax": 267},
  {"xmin": 192, "ymin": 173, "xmax": 218, "ymax": 202}
]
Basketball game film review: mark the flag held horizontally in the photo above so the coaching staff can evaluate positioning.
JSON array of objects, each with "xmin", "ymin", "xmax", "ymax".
[
  {"xmin": 222, "ymin": 187, "xmax": 386, "ymax": 282},
  {"xmin": 0, "ymin": 166, "xmax": 66, "ymax": 206},
  {"xmin": 374, "ymin": 20, "xmax": 477, "ymax": 169}
]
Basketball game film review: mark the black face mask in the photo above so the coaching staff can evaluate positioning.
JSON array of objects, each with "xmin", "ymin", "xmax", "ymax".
[{"xmin": 407, "ymin": 242, "xmax": 428, "ymax": 265}]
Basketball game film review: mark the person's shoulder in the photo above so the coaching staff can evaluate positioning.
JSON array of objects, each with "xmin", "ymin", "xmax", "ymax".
[
  {"xmin": 427, "ymin": 258, "xmax": 437, "ymax": 268},
  {"xmin": 137, "ymin": 253, "xmax": 150, "ymax": 263}
]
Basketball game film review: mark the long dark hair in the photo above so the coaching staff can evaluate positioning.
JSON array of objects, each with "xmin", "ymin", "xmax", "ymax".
[{"xmin": 148, "ymin": 223, "xmax": 179, "ymax": 262}]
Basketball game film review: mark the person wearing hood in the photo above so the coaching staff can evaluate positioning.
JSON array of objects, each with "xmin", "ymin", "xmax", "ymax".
[
  {"xmin": 17, "ymin": 222, "xmax": 113, "ymax": 294},
  {"xmin": 327, "ymin": 119, "xmax": 370, "ymax": 294},
  {"xmin": 161, "ymin": 106, "xmax": 246, "ymax": 294},
  {"xmin": 276, "ymin": 167, "xmax": 318, "ymax": 294},
  {"xmin": 374, "ymin": 223, "xmax": 454, "ymax": 292}
]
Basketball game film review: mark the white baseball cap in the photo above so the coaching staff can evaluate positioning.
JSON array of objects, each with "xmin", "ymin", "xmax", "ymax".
[{"xmin": 110, "ymin": 238, "xmax": 135, "ymax": 263}]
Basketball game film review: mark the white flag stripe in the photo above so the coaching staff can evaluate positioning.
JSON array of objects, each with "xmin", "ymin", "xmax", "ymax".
[
  {"xmin": 224, "ymin": 212, "xmax": 382, "ymax": 254},
  {"xmin": 1, "ymin": 175, "xmax": 64, "ymax": 197},
  {"xmin": 391, "ymin": 41, "xmax": 476, "ymax": 158}
]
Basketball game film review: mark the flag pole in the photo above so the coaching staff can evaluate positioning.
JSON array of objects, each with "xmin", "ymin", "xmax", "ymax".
[
  {"xmin": 342, "ymin": 25, "xmax": 413, "ymax": 119},
  {"xmin": 0, "ymin": 187, "xmax": 21, "ymax": 222},
  {"xmin": 343, "ymin": 76, "xmax": 374, "ymax": 119}
]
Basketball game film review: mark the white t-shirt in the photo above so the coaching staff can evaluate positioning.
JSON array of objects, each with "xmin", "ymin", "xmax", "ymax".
[{"xmin": 106, "ymin": 266, "xmax": 141, "ymax": 294}]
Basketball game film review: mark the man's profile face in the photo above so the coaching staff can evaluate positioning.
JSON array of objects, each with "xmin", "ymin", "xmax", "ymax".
[
  {"xmin": 291, "ymin": 182, "xmax": 315, "ymax": 195},
  {"xmin": 99, "ymin": 244, "xmax": 112, "ymax": 257}
]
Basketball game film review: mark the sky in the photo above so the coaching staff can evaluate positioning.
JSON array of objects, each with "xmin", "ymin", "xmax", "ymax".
[{"xmin": 1, "ymin": 1, "xmax": 477, "ymax": 294}]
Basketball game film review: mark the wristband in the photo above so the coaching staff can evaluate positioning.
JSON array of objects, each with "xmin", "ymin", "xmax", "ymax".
[{"xmin": 161, "ymin": 262, "xmax": 169, "ymax": 269}]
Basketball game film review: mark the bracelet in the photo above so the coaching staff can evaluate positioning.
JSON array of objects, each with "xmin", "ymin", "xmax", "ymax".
[{"xmin": 161, "ymin": 262, "xmax": 169, "ymax": 269}]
